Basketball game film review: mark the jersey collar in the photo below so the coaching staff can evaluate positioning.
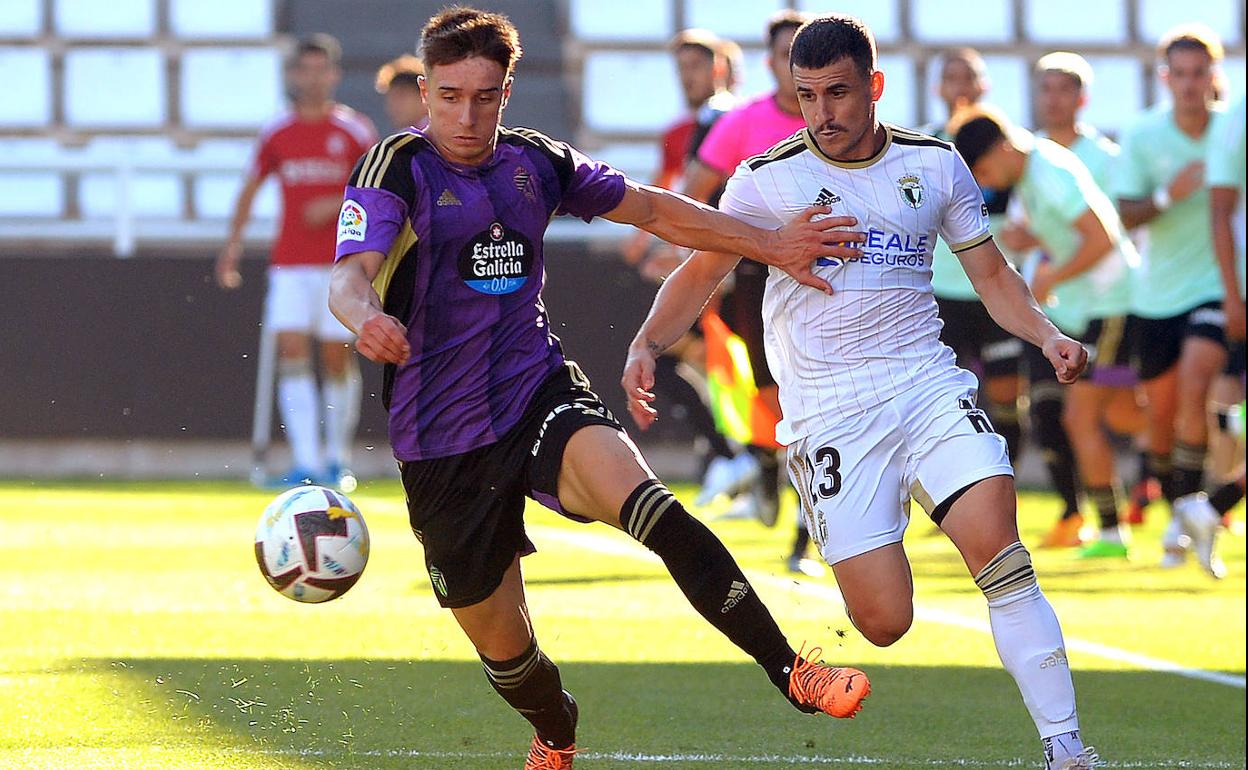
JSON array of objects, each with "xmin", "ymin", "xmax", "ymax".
[{"xmin": 802, "ymin": 124, "xmax": 893, "ymax": 169}]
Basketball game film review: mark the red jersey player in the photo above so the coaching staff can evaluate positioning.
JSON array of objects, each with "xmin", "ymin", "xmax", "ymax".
[{"xmin": 215, "ymin": 34, "xmax": 377, "ymax": 488}]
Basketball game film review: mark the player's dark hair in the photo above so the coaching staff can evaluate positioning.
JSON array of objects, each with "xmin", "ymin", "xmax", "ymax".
[
  {"xmin": 375, "ymin": 54, "xmax": 424, "ymax": 93},
  {"xmin": 952, "ymin": 113, "xmax": 1008, "ymax": 171},
  {"xmin": 1158, "ymin": 23, "xmax": 1224, "ymax": 62},
  {"xmin": 789, "ymin": 15, "xmax": 877, "ymax": 78},
  {"xmin": 766, "ymin": 10, "xmax": 808, "ymax": 50},
  {"xmin": 292, "ymin": 33, "xmax": 342, "ymax": 67},
  {"xmin": 420, "ymin": 6, "xmax": 523, "ymax": 73}
]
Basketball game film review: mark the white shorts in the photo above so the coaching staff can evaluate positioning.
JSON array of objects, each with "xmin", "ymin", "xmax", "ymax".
[
  {"xmin": 263, "ymin": 265, "xmax": 353, "ymax": 341},
  {"xmin": 787, "ymin": 367, "xmax": 1013, "ymax": 566}
]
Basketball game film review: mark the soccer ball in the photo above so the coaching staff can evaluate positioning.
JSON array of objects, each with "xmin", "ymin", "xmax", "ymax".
[{"xmin": 254, "ymin": 485, "xmax": 370, "ymax": 603}]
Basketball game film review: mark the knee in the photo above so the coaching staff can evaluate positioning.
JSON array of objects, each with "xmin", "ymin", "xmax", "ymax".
[{"xmin": 849, "ymin": 604, "xmax": 913, "ymax": 647}]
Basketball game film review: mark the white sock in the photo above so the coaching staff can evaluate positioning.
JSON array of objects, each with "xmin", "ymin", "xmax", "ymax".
[
  {"xmin": 278, "ymin": 362, "xmax": 321, "ymax": 473},
  {"xmin": 322, "ymin": 365, "xmax": 361, "ymax": 467},
  {"xmin": 976, "ymin": 543, "xmax": 1081, "ymax": 753},
  {"xmin": 1100, "ymin": 526, "xmax": 1123, "ymax": 544}
]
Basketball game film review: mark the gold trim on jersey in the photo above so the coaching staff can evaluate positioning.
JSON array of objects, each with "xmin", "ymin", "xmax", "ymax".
[
  {"xmin": 948, "ymin": 232, "xmax": 992, "ymax": 254},
  {"xmin": 744, "ymin": 131, "xmax": 806, "ymax": 169},
  {"xmin": 373, "ymin": 221, "xmax": 418, "ymax": 305},
  {"xmin": 359, "ymin": 133, "xmax": 420, "ymax": 189},
  {"xmin": 802, "ymin": 124, "xmax": 893, "ymax": 169}
]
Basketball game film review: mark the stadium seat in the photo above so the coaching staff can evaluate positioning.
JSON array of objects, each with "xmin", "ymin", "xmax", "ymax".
[
  {"xmin": 568, "ymin": 0, "xmax": 672, "ymax": 41},
  {"xmin": 582, "ymin": 51, "xmax": 681, "ymax": 133},
  {"xmin": 64, "ymin": 47, "xmax": 164, "ymax": 127},
  {"xmin": 193, "ymin": 174, "xmax": 279, "ymax": 221},
  {"xmin": 1140, "ymin": 0, "xmax": 1241, "ymax": 46},
  {"xmin": 75, "ymin": 137, "xmax": 184, "ymax": 219},
  {"xmin": 54, "ymin": 0, "xmax": 156, "ymax": 38},
  {"xmin": 180, "ymin": 47, "xmax": 284, "ymax": 129},
  {"xmin": 684, "ymin": 0, "xmax": 784, "ymax": 41},
  {"xmin": 0, "ymin": 47, "xmax": 51, "ymax": 126},
  {"xmin": 0, "ymin": 139, "xmax": 64, "ymax": 217},
  {"xmin": 911, "ymin": 0, "xmax": 1013, "ymax": 43},
  {"xmin": 1025, "ymin": 0, "xmax": 1127, "ymax": 43},
  {"xmin": 0, "ymin": 0, "xmax": 41, "ymax": 37},
  {"xmin": 168, "ymin": 0, "xmax": 273, "ymax": 39},
  {"xmin": 796, "ymin": 0, "xmax": 901, "ymax": 43}
]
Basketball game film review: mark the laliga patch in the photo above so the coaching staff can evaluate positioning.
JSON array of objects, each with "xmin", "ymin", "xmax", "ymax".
[
  {"xmin": 337, "ymin": 200, "xmax": 367, "ymax": 244},
  {"xmin": 458, "ymin": 222, "xmax": 535, "ymax": 295}
]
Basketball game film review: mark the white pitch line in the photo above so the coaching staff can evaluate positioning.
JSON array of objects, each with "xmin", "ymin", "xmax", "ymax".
[
  {"xmin": 532, "ymin": 526, "xmax": 1247, "ymax": 691},
  {"xmin": 239, "ymin": 747, "xmax": 1241, "ymax": 768}
]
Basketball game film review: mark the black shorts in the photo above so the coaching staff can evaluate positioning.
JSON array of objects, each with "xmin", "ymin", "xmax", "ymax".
[
  {"xmin": 1130, "ymin": 301, "xmax": 1226, "ymax": 381},
  {"xmin": 720, "ymin": 261, "xmax": 774, "ymax": 388},
  {"xmin": 1226, "ymin": 340, "xmax": 1246, "ymax": 377},
  {"xmin": 1082, "ymin": 315, "xmax": 1138, "ymax": 387},
  {"xmin": 936, "ymin": 297, "xmax": 1024, "ymax": 379},
  {"xmin": 397, "ymin": 361, "xmax": 622, "ymax": 609}
]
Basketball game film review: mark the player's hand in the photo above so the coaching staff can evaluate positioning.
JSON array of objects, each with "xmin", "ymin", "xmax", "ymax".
[
  {"xmin": 215, "ymin": 242, "xmax": 243, "ymax": 290},
  {"xmin": 1043, "ymin": 333, "xmax": 1087, "ymax": 385},
  {"xmin": 303, "ymin": 195, "xmax": 345, "ymax": 228},
  {"xmin": 1226, "ymin": 293, "xmax": 1246, "ymax": 342},
  {"xmin": 1030, "ymin": 261, "xmax": 1056, "ymax": 304},
  {"xmin": 621, "ymin": 343, "xmax": 660, "ymax": 430},
  {"xmin": 999, "ymin": 222, "xmax": 1040, "ymax": 253},
  {"xmin": 356, "ymin": 312, "xmax": 410, "ymax": 365},
  {"xmin": 1168, "ymin": 161, "xmax": 1205, "ymax": 203},
  {"xmin": 769, "ymin": 207, "xmax": 865, "ymax": 294}
]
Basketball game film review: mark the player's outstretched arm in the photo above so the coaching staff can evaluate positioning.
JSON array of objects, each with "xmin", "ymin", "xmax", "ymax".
[
  {"xmin": 603, "ymin": 179, "xmax": 863, "ymax": 293},
  {"xmin": 622, "ymin": 250, "xmax": 740, "ymax": 430},
  {"xmin": 1028, "ymin": 208, "xmax": 1115, "ymax": 303},
  {"xmin": 958, "ymin": 238, "xmax": 1087, "ymax": 384},
  {"xmin": 329, "ymin": 251, "xmax": 411, "ymax": 365}
]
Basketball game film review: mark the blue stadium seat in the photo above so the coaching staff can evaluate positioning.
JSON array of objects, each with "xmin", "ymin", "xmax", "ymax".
[
  {"xmin": 568, "ymin": 0, "xmax": 672, "ymax": 41},
  {"xmin": 877, "ymin": 54, "xmax": 916, "ymax": 128},
  {"xmin": 1140, "ymin": 0, "xmax": 1241, "ymax": 46},
  {"xmin": 64, "ymin": 47, "xmax": 164, "ymax": 127},
  {"xmin": 796, "ymin": 0, "xmax": 901, "ymax": 43},
  {"xmin": 1026, "ymin": 0, "xmax": 1127, "ymax": 43},
  {"xmin": 54, "ymin": 0, "xmax": 156, "ymax": 38},
  {"xmin": 180, "ymin": 47, "xmax": 284, "ymax": 129},
  {"xmin": 591, "ymin": 143, "xmax": 661, "ymax": 183},
  {"xmin": 0, "ymin": 139, "xmax": 64, "ymax": 217},
  {"xmin": 169, "ymin": 0, "xmax": 273, "ymax": 39},
  {"xmin": 0, "ymin": 0, "xmax": 41, "ymax": 36},
  {"xmin": 684, "ymin": 0, "xmax": 784, "ymax": 41},
  {"xmin": 0, "ymin": 47, "xmax": 51, "ymax": 126},
  {"xmin": 76, "ymin": 137, "xmax": 184, "ymax": 219},
  {"xmin": 912, "ymin": 0, "xmax": 1014, "ymax": 43},
  {"xmin": 582, "ymin": 51, "xmax": 681, "ymax": 133}
]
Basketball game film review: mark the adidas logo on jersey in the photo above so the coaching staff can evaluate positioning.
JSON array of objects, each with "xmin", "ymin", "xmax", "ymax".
[
  {"xmin": 814, "ymin": 187, "xmax": 841, "ymax": 206},
  {"xmin": 721, "ymin": 580, "xmax": 750, "ymax": 613},
  {"xmin": 436, "ymin": 189, "xmax": 462, "ymax": 206}
]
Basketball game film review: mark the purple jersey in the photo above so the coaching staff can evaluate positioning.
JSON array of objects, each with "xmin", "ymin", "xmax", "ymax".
[{"xmin": 335, "ymin": 127, "xmax": 626, "ymax": 461}]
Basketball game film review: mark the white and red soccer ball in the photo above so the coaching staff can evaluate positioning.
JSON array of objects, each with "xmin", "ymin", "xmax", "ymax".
[{"xmin": 254, "ymin": 486, "xmax": 370, "ymax": 603}]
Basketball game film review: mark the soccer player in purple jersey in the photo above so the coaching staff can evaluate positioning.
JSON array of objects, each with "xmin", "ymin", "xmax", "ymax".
[{"xmin": 328, "ymin": 8, "xmax": 869, "ymax": 769}]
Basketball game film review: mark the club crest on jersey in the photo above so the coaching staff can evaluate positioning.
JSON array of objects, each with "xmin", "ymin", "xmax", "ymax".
[
  {"xmin": 459, "ymin": 222, "xmax": 535, "ymax": 295},
  {"xmin": 513, "ymin": 165, "xmax": 536, "ymax": 202},
  {"xmin": 337, "ymin": 200, "xmax": 367, "ymax": 243},
  {"xmin": 897, "ymin": 174, "xmax": 924, "ymax": 209},
  {"xmin": 326, "ymin": 133, "xmax": 347, "ymax": 156}
]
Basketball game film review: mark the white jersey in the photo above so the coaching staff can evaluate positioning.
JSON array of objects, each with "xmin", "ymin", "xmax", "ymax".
[{"xmin": 718, "ymin": 124, "xmax": 991, "ymax": 444}]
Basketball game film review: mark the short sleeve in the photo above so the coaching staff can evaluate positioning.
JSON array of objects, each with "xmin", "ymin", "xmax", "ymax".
[
  {"xmin": 555, "ymin": 143, "xmax": 627, "ymax": 222},
  {"xmin": 940, "ymin": 151, "xmax": 992, "ymax": 252},
  {"xmin": 1038, "ymin": 159, "xmax": 1091, "ymax": 225},
  {"xmin": 696, "ymin": 109, "xmax": 746, "ymax": 177},
  {"xmin": 1111, "ymin": 123, "xmax": 1152, "ymax": 199},
  {"xmin": 248, "ymin": 134, "xmax": 277, "ymax": 179},
  {"xmin": 718, "ymin": 164, "xmax": 782, "ymax": 229},
  {"xmin": 335, "ymin": 139, "xmax": 415, "ymax": 260}
]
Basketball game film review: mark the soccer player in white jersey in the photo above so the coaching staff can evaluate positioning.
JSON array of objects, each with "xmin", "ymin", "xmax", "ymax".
[{"xmin": 622, "ymin": 16, "xmax": 1096, "ymax": 769}]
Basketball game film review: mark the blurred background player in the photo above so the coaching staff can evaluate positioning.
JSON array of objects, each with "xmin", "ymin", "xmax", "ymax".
[
  {"xmin": 375, "ymin": 53, "xmax": 429, "ymax": 131},
  {"xmin": 681, "ymin": 10, "xmax": 825, "ymax": 576},
  {"xmin": 215, "ymin": 34, "xmax": 377, "ymax": 489},
  {"xmin": 957, "ymin": 95, "xmax": 1141, "ymax": 561},
  {"xmin": 619, "ymin": 29, "xmax": 757, "ymax": 508},
  {"xmin": 1113, "ymin": 25, "xmax": 1229, "ymax": 567}
]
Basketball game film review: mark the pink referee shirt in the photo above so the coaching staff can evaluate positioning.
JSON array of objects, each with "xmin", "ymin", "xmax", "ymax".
[{"xmin": 696, "ymin": 92, "xmax": 807, "ymax": 176}]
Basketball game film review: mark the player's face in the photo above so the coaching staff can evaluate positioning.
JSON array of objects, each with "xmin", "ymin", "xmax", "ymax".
[
  {"xmin": 970, "ymin": 142, "xmax": 1012, "ymax": 189},
  {"xmin": 289, "ymin": 51, "xmax": 340, "ymax": 103},
  {"xmin": 938, "ymin": 58, "xmax": 985, "ymax": 113},
  {"xmin": 768, "ymin": 27, "xmax": 799, "ymax": 96},
  {"xmin": 1035, "ymin": 71, "xmax": 1083, "ymax": 130},
  {"xmin": 675, "ymin": 47, "xmax": 717, "ymax": 108},
  {"xmin": 794, "ymin": 59, "xmax": 882, "ymax": 160},
  {"xmin": 384, "ymin": 84, "xmax": 428, "ymax": 130},
  {"xmin": 421, "ymin": 56, "xmax": 512, "ymax": 166},
  {"xmin": 1162, "ymin": 48, "xmax": 1216, "ymax": 113}
]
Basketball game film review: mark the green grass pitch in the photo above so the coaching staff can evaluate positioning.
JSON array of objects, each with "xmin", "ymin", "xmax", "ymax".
[{"xmin": 2, "ymin": 480, "xmax": 1244, "ymax": 769}]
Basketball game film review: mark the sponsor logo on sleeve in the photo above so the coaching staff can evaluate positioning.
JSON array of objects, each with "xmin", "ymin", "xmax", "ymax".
[{"xmin": 337, "ymin": 200, "xmax": 367, "ymax": 244}]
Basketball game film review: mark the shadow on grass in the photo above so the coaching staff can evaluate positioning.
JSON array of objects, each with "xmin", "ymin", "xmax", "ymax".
[{"xmin": 49, "ymin": 658, "xmax": 1248, "ymax": 769}]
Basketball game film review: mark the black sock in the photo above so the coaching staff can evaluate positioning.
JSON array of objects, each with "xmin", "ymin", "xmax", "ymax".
[
  {"xmin": 1149, "ymin": 452, "xmax": 1175, "ymax": 503},
  {"xmin": 791, "ymin": 519, "xmax": 810, "ymax": 559},
  {"xmin": 480, "ymin": 639, "xmax": 576, "ymax": 749},
  {"xmin": 1086, "ymin": 485, "xmax": 1120, "ymax": 531},
  {"xmin": 990, "ymin": 400, "xmax": 1023, "ymax": 462},
  {"xmin": 1171, "ymin": 442, "xmax": 1206, "ymax": 500},
  {"xmin": 619, "ymin": 479, "xmax": 805, "ymax": 708},
  {"xmin": 1031, "ymin": 388, "xmax": 1080, "ymax": 516},
  {"xmin": 1210, "ymin": 481, "xmax": 1246, "ymax": 515}
]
